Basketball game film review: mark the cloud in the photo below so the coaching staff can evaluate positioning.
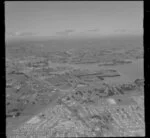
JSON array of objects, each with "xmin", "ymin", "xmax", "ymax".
[
  {"xmin": 6, "ymin": 32, "xmax": 19, "ymax": 36},
  {"xmin": 56, "ymin": 29, "xmax": 75, "ymax": 36},
  {"xmin": 114, "ymin": 29, "xmax": 128, "ymax": 33},
  {"xmin": 17, "ymin": 32, "xmax": 38, "ymax": 36},
  {"xmin": 87, "ymin": 28, "xmax": 99, "ymax": 32},
  {"xmin": 6, "ymin": 32, "xmax": 38, "ymax": 37}
]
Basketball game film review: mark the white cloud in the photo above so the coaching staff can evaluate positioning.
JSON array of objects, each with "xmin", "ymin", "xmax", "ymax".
[
  {"xmin": 114, "ymin": 29, "xmax": 128, "ymax": 33},
  {"xmin": 87, "ymin": 28, "xmax": 99, "ymax": 32},
  {"xmin": 55, "ymin": 29, "xmax": 75, "ymax": 36},
  {"xmin": 6, "ymin": 31, "xmax": 38, "ymax": 37}
]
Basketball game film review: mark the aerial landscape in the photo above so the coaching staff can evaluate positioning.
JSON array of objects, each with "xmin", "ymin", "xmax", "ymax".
[{"xmin": 5, "ymin": 1, "xmax": 144, "ymax": 137}]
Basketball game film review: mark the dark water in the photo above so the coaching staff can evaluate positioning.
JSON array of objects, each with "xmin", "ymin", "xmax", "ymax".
[
  {"xmin": 48, "ymin": 58, "xmax": 143, "ymax": 84},
  {"xmin": 103, "ymin": 59, "xmax": 143, "ymax": 84},
  {"xmin": 6, "ymin": 35, "xmax": 143, "ymax": 52},
  {"xmin": 6, "ymin": 35, "xmax": 143, "ymax": 82}
]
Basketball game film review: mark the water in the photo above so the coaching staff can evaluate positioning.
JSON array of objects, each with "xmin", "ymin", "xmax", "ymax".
[
  {"xmin": 48, "ymin": 58, "xmax": 143, "ymax": 84},
  {"xmin": 107, "ymin": 59, "xmax": 143, "ymax": 81},
  {"xmin": 6, "ymin": 35, "xmax": 143, "ymax": 83},
  {"xmin": 6, "ymin": 35, "xmax": 142, "ymax": 52},
  {"xmin": 103, "ymin": 59, "xmax": 143, "ymax": 84}
]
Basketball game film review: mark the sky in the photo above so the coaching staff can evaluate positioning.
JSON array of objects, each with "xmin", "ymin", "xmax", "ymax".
[{"xmin": 5, "ymin": 1, "xmax": 143, "ymax": 39}]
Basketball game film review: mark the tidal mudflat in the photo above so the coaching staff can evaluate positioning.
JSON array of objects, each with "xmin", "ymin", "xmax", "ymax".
[{"xmin": 6, "ymin": 1, "xmax": 144, "ymax": 137}]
